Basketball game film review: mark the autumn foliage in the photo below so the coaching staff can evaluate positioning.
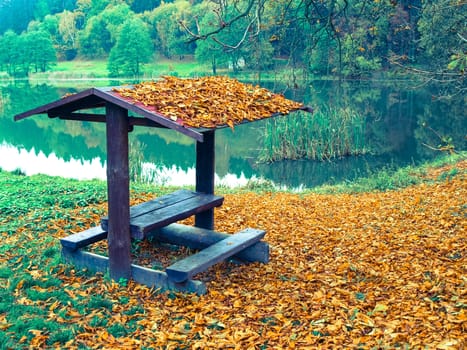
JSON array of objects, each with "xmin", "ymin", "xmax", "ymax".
[
  {"xmin": 0, "ymin": 161, "xmax": 466, "ymax": 348},
  {"xmin": 113, "ymin": 76, "xmax": 304, "ymax": 129}
]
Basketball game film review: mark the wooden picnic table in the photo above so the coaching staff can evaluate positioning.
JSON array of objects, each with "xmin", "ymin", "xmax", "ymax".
[{"xmin": 14, "ymin": 83, "xmax": 289, "ymax": 294}]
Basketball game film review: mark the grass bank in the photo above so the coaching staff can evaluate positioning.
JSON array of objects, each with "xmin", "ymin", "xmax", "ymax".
[
  {"xmin": 310, "ymin": 152, "xmax": 467, "ymax": 194},
  {"xmin": 0, "ymin": 154, "xmax": 465, "ymax": 348},
  {"xmin": 26, "ymin": 57, "xmax": 212, "ymax": 83},
  {"xmin": 14, "ymin": 57, "xmax": 306, "ymax": 86}
]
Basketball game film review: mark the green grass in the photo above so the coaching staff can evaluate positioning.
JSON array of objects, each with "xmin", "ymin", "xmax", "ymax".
[
  {"xmin": 310, "ymin": 152, "xmax": 466, "ymax": 194},
  {"xmin": 25, "ymin": 56, "xmax": 213, "ymax": 84},
  {"xmin": 143, "ymin": 57, "xmax": 211, "ymax": 78},
  {"xmin": 0, "ymin": 172, "xmax": 156, "ymax": 348},
  {"xmin": 51, "ymin": 59, "xmax": 109, "ymax": 75},
  {"xmin": 5, "ymin": 56, "xmax": 292, "ymax": 85}
]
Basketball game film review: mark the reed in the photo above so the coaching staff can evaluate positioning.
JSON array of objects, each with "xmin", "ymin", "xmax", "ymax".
[
  {"xmin": 259, "ymin": 105, "xmax": 369, "ymax": 162},
  {"xmin": 129, "ymin": 139, "xmax": 171, "ymax": 185},
  {"xmin": 129, "ymin": 138, "xmax": 146, "ymax": 183}
]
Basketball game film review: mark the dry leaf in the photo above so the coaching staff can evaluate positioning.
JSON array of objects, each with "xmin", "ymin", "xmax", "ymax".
[{"xmin": 113, "ymin": 76, "xmax": 303, "ymax": 129}]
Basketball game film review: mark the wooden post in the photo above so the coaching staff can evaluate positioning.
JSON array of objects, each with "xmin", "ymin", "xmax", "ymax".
[
  {"xmin": 195, "ymin": 130, "xmax": 215, "ymax": 229},
  {"xmin": 106, "ymin": 103, "xmax": 131, "ymax": 281}
]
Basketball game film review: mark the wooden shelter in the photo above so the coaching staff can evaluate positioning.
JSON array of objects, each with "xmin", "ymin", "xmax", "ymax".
[{"xmin": 14, "ymin": 78, "xmax": 310, "ymax": 294}]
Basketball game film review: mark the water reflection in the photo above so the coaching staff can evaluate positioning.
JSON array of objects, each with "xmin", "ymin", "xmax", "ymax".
[
  {"xmin": 254, "ymin": 154, "xmax": 417, "ymax": 188},
  {"xmin": 0, "ymin": 141, "xmax": 253, "ymax": 187},
  {"xmin": 0, "ymin": 141, "xmax": 106, "ymax": 179},
  {"xmin": 1, "ymin": 80, "xmax": 465, "ymax": 189},
  {"xmin": 140, "ymin": 162, "xmax": 252, "ymax": 187}
]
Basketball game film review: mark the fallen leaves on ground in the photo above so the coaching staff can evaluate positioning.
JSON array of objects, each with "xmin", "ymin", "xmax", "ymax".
[
  {"xmin": 0, "ymin": 162, "xmax": 465, "ymax": 349},
  {"xmin": 113, "ymin": 76, "xmax": 304, "ymax": 129}
]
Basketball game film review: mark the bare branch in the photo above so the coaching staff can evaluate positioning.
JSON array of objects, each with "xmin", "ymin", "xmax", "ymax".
[
  {"xmin": 182, "ymin": 0, "xmax": 259, "ymax": 44},
  {"xmin": 457, "ymin": 32, "xmax": 467, "ymax": 43},
  {"xmin": 390, "ymin": 58, "xmax": 463, "ymax": 77},
  {"xmin": 212, "ymin": 15, "xmax": 257, "ymax": 50}
]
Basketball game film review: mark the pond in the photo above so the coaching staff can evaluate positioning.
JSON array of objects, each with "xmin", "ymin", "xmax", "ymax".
[{"xmin": 0, "ymin": 79, "xmax": 465, "ymax": 189}]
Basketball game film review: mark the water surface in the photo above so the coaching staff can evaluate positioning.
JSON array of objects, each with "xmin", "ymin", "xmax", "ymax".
[{"xmin": 1, "ymin": 79, "xmax": 465, "ymax": 188}]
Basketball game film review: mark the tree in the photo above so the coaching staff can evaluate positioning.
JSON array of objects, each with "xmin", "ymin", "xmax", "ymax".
[
  {"xmin": 306, "ymin": 31, "xmax": 338, "ymax": 75},
  {"xmin": 57, "ymin": 10, "xmax": 79, "ymax": 59},
  {"xmin": 83, "ymin": 0, "xmax": 111, "ymax": 18},
  {"xmin": 47, "ymin": 0, "xmax": 77, "ymax": 13},
  {"xmin": 130, "ymin": 0, "xmax": 161, "ymax": 13},
  {"xmin": 24, "ymin": 29, "xmax": 57, "ymax": 72},
  {"xmin": 418, "ymin": 1, "xmax": 466, "ymax": 71},
  {"xmin": 0, "ymin": 31, "xmax": 23, "ymax": 76},
  {"xmin": 78, "ymin": 16, "xmax": 109, "ymax": 57},
  {"xmin": 107, "ymin": 17, "xmax": 153, "ymax": 77},
  {"xmin": 100, "ymin": 3, "xmax": 133, "ymax": 47},
  {"xmin": 195, "ymin": 35, "xmax": 227, "ymax": 74},
  {"xmin": 409, "ymin": 0, "xmax": 466, "ymax": 95},
  {"xmin": 145, "ymin": 0, "xmax": 194, "ymax": 59},
  {"xmin": 244, "ymin": 33, "xmax": 275, "ymax": 71},
  {"xmin": 0, "ymin": 27, "xmax": 57, "ymax": 76},
  {"xmin": 0, "ymin": 0, "xmax": 36, "ymax": 34},
  {"xmin": 182, "ymin": 0, "xmax": 420, "ymax": 78},
  {"xmin": 193, "ymin": 10, "xmax": 242, "ymax": 74},
  {"xmin": 184, "ymin": 0, "xmax": 352, "ymax": 77},
  {"xmin": 79, "ymin": 3, "xmax": 134, "ymax": 58},
  {"xmin": 34, "ymin": 0, "xmax": 52, "ymax": 20}
]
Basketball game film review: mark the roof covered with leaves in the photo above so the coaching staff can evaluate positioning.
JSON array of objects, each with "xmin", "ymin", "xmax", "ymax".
[
  {"xmin": 14, "ymin": 76, "xmax": 306, "ymax": 142},
  {"xmin": 113, "ymin": 76, "xmax": 305, "ymax": 129}
]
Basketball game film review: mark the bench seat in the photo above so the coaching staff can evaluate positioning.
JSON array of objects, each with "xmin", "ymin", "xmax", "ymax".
[
  {"xmin": 166, "ymin": 228, "xmax": 265, "ymax": 283},
  {"xmin": 60, "ymin": 226, "xmax": 107, "ymax": 251},
  {"xmin": 101, "ymin": 189, "xmax": 224, "ymax": 239}
]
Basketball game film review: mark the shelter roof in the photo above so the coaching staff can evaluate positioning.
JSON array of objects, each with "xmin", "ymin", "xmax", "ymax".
[{"xmin": 14, "ymin": 76, "xmax": 310, "ymax": 142}]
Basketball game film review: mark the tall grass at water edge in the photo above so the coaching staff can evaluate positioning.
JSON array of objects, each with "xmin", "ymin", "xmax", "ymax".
[{"xmin": 260, "ymin": 106, "xmax": 368, "ymax": 162}]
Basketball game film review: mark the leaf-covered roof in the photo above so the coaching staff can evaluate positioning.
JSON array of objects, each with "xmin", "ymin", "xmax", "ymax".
[
  {"xmin": 113, "ymin": 76, "xmax": 305, "ymax": 129},
  {"xmin": 14, "ymin": 76, "xmax": 309, "ymax": 142}
]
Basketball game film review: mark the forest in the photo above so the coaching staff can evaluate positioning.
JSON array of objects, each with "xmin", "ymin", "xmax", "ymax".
[{"xmin": 0, "ymin": 0, "xmax": 465, "ymax": 82}]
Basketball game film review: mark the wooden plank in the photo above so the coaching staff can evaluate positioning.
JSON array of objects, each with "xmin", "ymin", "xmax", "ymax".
[
  {"xmin": 60, "ymin": 226, "xmax": 108, "ymax": 251},
  {"xmin": 101, "ymin": 191, "xmax": 224, "ymax": 240},
  {"xmin": 128, "ymin": 190, "xmax": 199, "ymax": 220},
  {"xmin": 130, "ymin": 194, "xmax": 223, "ymax": 239},
  {"xmin": 61, "ymin": 248, "xmax": 206, "ymax": 294},
  {"xmin": 106, "ymin": 103, "xmax": 132, "ymax": 281},
  {"xmin": 101, "ymin": 189, "xmax": 197, "ymax": 225},
  {"xmin": 195, "ymin": 130, "xmax": 216, "ymax": 229},
  {"xmin": 166, "ymin": 228, "xmax": 265, "ymax": 283},
  {"xmin": 61, "ymin": 247, "xmax": 109, "ymax": 273},
  {"xmin": 131, "ymin": 264, "xmax": 207, "ymax": 295},
  {"xmin": 14, "ymin": 88, "xmax": 98, "ymax": 121},
  {"xmin": 57, "ymin": 113, "xmax": 167, "ymax": 128},
  {"xmin": 149, "ymin": 223, "xmax": 269, "ymax": 263},
  {"xmin": 48, "ymin": 94, "xmax": 105, "ymax": 117}
]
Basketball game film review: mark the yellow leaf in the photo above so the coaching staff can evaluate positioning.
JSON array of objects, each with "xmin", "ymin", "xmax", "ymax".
[
  {"xmin": 0, "ymin": 323, "xmax": 11, "ymax": 330},
  {"xmin": 373, "ymin": 303, "xmax": 388, "ymax": 313},
  {"xmin": 29, "ymin": 329, "xmax": 43, "ymax": 336},
  {"xmin": 436, "ymin": 339, "xmax": 459, "ymax": 349}
]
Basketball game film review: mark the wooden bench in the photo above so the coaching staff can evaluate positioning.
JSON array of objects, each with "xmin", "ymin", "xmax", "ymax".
[
  {"xmin": 61, "ymin": 190, "xmax": 224, "ymax": 249},
  {"xmin": 59, "ymin": 190, "xmax": 269, "ymax": 294},
  {"xmin": 166, "ymin": 228, "xmax": 265, "ymax": 283},
  {"xmin": 101, "ymin": 189, "xmax": 224, "ymax": 239},
  {"xmin": 61, "ymin": 226, "xmax": 107, "ymax": 251},
  {"xmin": 150, "ymin": 223, "xmax": 269, "ymax": 263}
]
